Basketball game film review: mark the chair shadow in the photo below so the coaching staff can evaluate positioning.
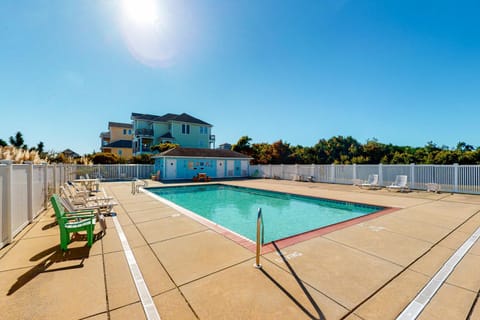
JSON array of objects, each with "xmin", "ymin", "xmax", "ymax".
[
  {"xmin": 41, "ymin": 220, "xmax": 58, "ymax": 230},
  {"xmin": 260, "ymin": 242, "xmax": 326, "ymax": 320},
  {"xmin": 7, "ymin": 235, "xmax": 98, "ymax": 296}
]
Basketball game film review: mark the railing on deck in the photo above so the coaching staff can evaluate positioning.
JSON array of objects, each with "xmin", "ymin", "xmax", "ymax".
[
  {"xmin": 250, "ymin": 163, "xmax": 480, "ymax": 194},
  {"xmin": 254, "ymin": 208, "xmax": 264, "ymax": 269}
]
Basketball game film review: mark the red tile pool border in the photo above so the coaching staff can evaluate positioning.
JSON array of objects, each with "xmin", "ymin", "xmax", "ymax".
[
  {"xmin": 143, "ymin": 186, "xmax": 400, "ymax": 255},
  {"xmin": 185, "ymin": 204, "xmax": 399, "ymax": 254}
]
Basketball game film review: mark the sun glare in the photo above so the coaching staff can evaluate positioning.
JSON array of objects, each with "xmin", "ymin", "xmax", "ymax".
[
  {"xmin": 120, "ymin": 0, "xmax": 177, "ymax": 67},
  {"xmin": 122, "ymin": 0, "xmax": 159, "ymax": 26}
]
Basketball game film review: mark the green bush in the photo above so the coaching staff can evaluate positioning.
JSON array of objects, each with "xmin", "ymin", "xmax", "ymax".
[{"xmin": 91, "ymin": 152, "xmax": 119, "ymax": 164}]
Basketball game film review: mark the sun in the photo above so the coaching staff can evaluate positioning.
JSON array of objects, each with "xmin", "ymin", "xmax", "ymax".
[
  {"xmin": 122, "ymin": 0, "xmax": 159, "ymax": 26},
  {"xmin": 120, "ymin": 0, "xmax": 177, "ymax": 67}
]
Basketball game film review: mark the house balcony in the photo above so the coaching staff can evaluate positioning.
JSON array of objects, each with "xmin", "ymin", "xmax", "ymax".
[{"xmin": 135, "ymin": 128, "xmax": 154, "ymax": 137}]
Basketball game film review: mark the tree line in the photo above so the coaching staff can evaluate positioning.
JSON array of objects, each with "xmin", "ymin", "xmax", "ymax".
[{"xmin": 231, "ymin": 136, "xmax": 480, "ymax": 165}]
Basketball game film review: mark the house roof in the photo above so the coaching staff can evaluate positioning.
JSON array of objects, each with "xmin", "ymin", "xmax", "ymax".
[
  {"xmin": 104, "ymin": 140, "xmax": 133, "ymax": 148},
  {"xmin": 155, "ymin": 147, "xmax": 251, "ymax": 159},
  {"xmin": 160, "ymin": 132, "xmax": 174, "ymax": 139},
  {"xmin": 131, "ymin": 112, "xmax": 211, "ymax": 126},
  {"xmin": 62, "ymin": 149, "xmax": 81, "ymax": 158},
  {"xmin": 108, "ymin": 122, "xmax": 132, "ymax": 129}
]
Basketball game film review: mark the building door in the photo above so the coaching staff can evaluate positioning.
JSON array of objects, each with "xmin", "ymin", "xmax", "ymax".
[
  {"xmin": 241, "ymin": 160, "xmax": 248, "ymax": 176},
  {"xmin": 216, "ymin": 160, "xmax": 225, "ymax": 178},
  {"xmin": 227, "ymin": 160, "xmax": 235, "ymax": 177},
  {"xmin": 166, "ymin": 159, "xmax": 177, "ymax": 179}
]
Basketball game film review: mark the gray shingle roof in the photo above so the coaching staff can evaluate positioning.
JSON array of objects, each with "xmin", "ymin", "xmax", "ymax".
[
  {"xmin": 160, "ymin": 132, "xmax": 174, "ymax": 139},
  {"xmin": 156, "ymin": 147, "xmax": 250, "ymax": 159},
  {"xmin": 105, "ymin": 140, "xmax": 132, "ymax": 148},
  {"xmin": 108, "ymin": 122, "xmax": 132, "ymax": 129},
  {"xmin": 131, "ymin": 112, "xmax": 211, "ymax": 126}
]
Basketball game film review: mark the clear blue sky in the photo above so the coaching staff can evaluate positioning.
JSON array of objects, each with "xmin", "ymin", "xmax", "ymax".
[{"xmin": 1, "ymin": 0, "xmax": 479, "ymax": 155}]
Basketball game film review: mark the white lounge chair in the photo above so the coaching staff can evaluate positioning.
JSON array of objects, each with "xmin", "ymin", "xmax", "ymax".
[
  {"xmin": 360, "ymin": 174, "xmax": 379, "ymax": 189},
  {"xmin": 387, "ymin": 175, "xmax": 409, "ymax": 192}
]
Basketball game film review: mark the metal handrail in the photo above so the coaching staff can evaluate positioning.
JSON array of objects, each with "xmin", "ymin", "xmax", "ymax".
[{"xmin": 254, "ymin": 207, "xmax": 264, "ymax": 269}]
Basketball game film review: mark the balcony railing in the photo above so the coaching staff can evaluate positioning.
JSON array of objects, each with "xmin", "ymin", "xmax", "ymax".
[{"xmin": 135, "ymin": 128, "xmax": 154, "ymax": 136}]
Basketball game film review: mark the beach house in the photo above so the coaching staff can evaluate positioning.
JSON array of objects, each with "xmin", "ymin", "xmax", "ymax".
[
  {"xmin": 131, "ymin": 112, "xmax": 215, "ymax": 155},
  {"xmin": 99, "ymin": 122, "xmax": 134, "ymax": 159}
]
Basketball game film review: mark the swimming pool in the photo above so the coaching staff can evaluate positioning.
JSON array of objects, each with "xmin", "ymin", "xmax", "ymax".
[{"xmin": 147, "ymin": 184, "xmax": 385, "ymax": 244}]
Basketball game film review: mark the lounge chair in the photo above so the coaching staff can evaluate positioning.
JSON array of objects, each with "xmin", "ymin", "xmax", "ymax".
[
  {"xmin": 387, "ymin": 175, "xmax": 409, "ymax": 192},
  {"xmin": 359, "ymin": 174, "xmax": 379, "ymax": 189},
  {"xmin": 61, "ymin": 185, "xmax": 113, "ymax": 205},
  {"xmin": 426, "ymin": 182, "xmax": 441, "ymax": 193},
  {"xmin": 50, "ymin": 194, "xmax": 96, "ymax": 250}
]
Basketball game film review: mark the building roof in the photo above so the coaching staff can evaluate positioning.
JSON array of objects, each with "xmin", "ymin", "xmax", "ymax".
[
  {"xmin": 131, "ymin": 112, "xmax": 211, "ymax": 126},
  {"xmin": 160, "ymin": 132, "xmax": 174, "ymax": 139},
  {"xmin": 104, "ymin": 140, "xmax": 133, "ymax": 148},
  {"xmin": 155, "ymin": 147, "xmax": 251, "ymax": 159},
  {"xmin": 62, "ymin": 149, "xmax": 81, "ymax": 158},
  {"xmin": 108, "ymin": 122, "xmax": 132, "ymax": 129}
]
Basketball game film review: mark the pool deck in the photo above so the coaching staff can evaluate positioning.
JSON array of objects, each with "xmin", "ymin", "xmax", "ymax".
[{"xmin": 1, "ymin": 179, "xmax": 480, "ymax": 319}]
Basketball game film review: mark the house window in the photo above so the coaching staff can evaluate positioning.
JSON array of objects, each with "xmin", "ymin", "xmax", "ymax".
[
  {"xmin": 182, "ymin": 124, "xmax": 190, "ymax": 134},
  {"xmin": 118, "ymin": 150, "xmax": 123, "ymax": 156},
  {"xmin": 128, "ymin": 129, "xmax": 132, "ymax": 134},
  {"xmin": 123, "ymin": 129, "xmax": 127, "ymax": 134}
]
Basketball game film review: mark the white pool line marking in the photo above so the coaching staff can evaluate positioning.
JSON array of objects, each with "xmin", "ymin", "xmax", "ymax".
[
  {"xmin": 397, "ymin": 226, "xmax": 480, "ymax": 320},
  {"xmin": 112, "ymin": 214, "xmax": 161, "ymax": 320}
]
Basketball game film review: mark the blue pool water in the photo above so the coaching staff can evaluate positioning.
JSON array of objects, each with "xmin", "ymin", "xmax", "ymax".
[{"xmin": 148, "ymin": 184, "xmax": 383, "ymax": 243}]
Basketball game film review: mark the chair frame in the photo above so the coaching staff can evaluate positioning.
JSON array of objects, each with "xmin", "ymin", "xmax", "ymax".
[{"xmin": 51, "ymin": 194, "xmax": 96, "ymax": 251}]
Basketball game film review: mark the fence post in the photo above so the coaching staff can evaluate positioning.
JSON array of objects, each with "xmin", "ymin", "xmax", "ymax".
[
  {"xmin": 353, "ymin": 163, "xmax": 357, "ymax": 181},
  {"xmin": 410, "ymin": 163, "xmax": 415, "ymax": 190},
  {"xmin": 281, "ymin": 164, "xmax": 284, "ymax": 180},
  {"xmin": 43, "ymin": 163, "xmax": 49, "ymax": 209},
  {"xmin": 311, "ymin": 164, "xmax": 315, "ymax": 181},
  {"xmin": 5, "ymin": 162, "xmax": 13, "ymax": 244},
  {"xmin": 53, "ymin": 163, "xmax": 57, "ymax": 193},
  {"xmin": 454, "ymin": 163, "xmax": 459, "ymax": 192},
  {"xmin": 136, "ymin": 165, "xmax": 139, "ymax": 179},
  {"xmin": 379, "ymin": 163, "xmax": 383, "ymax": 186},
  {"xmin": 330, "ymin": 164, "xmax": 335, "ymax": 183},
  {"xmin": 28, "ymin": 163, "xmax": 34, "ymax": 221}
]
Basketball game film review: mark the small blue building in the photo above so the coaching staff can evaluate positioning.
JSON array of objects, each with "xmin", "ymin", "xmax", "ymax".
[{"xmin": 153, "ymin": 147, "xmax": 251, "ymax": 180}]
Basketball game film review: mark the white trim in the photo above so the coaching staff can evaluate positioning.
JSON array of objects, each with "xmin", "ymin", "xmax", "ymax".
[
  {"xmin": 397, "ymin": 226, "xmax": 480, "ymax": 319},
  {"xmin": 112, "ymin": 215, "xmax": 161, "ymax": 320}
]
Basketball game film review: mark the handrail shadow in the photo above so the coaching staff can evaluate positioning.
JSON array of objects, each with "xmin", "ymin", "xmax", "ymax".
[
  {"xmin": 7, "ymin": 235, "xmax": 98, "ymax": 296},
  {"xmin": 260, "ymin": 241, "xmax": 326, "ymax": 320}
]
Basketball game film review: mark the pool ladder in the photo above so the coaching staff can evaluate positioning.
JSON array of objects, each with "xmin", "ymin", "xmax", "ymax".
[{"xmin": 254, "ymin": 208, "xmax": 264, "ymax": 269}]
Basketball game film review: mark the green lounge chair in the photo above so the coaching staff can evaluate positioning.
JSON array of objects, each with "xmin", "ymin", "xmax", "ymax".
[{"xmin": 50, "ymin": 194, "xmax": 96, "ymax": 251}]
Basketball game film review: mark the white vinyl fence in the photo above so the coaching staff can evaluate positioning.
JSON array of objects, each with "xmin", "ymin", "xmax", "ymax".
[
  {"xmin": 72, "ymin": 164, "xmax": 154, "ymax": 181},
  {"xmin": 0, "ymin": 163, "xmax": 154, "ymax": 249},
  {"xmin": 0, "ymin": 162, "xmax": 68, "ymax": 248},
  {"xmin": 250, "ymin": 163, "xmax": 480, "ymax": 194}
]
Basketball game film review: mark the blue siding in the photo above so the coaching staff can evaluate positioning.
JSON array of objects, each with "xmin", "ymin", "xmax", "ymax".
[
  {"xmin": 177, "ymin": 158, "xmax": 216, "ymax": 179},
  {"xmin": 154, "ymin": 157, "xmax": 249, "ymax": 180},
  {"xmin": 154, "ymin": 159, "xmax": 163, "ymax": 176},
  {"xmin": 234, "ymin": 160, "xmax": 241, "ymax": 176}
]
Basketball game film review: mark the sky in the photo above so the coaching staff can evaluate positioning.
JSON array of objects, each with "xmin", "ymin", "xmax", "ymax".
[{"xmin": 1, "ymin": 0, "xmax": 480, "ymax": 155}]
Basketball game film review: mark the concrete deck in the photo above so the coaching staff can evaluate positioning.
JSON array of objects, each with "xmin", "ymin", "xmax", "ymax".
[{"xmin": 1, "ymin": 179, "xmax": 480, "ymax": 319}]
